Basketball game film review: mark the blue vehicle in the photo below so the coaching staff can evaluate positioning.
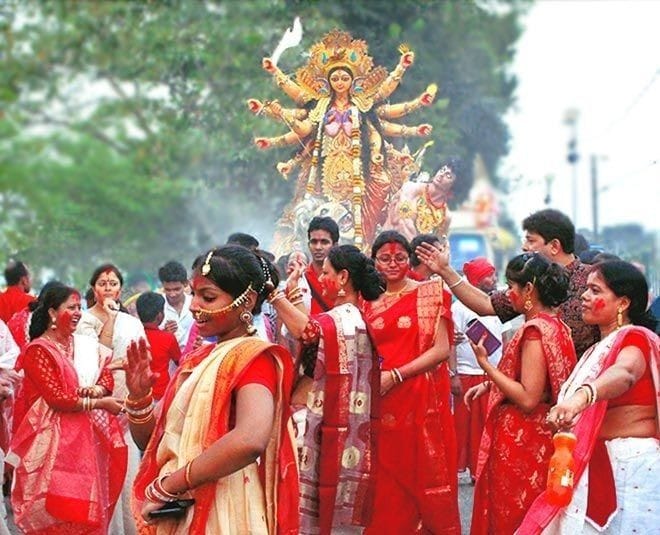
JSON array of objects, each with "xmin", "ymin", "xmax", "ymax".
[{"xmin": 449, "ymin": 230, "xmax": 494, "ymax": 274}]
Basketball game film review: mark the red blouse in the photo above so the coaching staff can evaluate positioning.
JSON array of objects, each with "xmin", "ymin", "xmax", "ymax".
[
  {"xmin": 608, "ymin": 330, "xmax": 654, "ymax": 407},
  {"xmin": 21, "ymin": 344, "xmax": 114, "ymax": 412}
]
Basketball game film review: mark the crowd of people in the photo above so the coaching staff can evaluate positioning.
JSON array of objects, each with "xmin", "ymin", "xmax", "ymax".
[{"xmin": 0, "ymin": 207, "xmax": 657, "ymax": 534}]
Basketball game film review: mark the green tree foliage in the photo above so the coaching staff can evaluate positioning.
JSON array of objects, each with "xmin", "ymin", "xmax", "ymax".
[{"xmin": 0, "ymin": 0, "xmax": 528, "ymax": 283}]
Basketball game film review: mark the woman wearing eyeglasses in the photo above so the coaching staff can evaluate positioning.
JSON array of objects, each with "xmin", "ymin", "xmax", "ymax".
[
  {"xmin": 76, "ymin": 263, "xmax": 145, "ymax": 535},
  {"xmin": 465, "ymin": 253, "xmax": 577, "ymax": 534},
  {"xmin": 362, "ymin": 230, "xmax": 460, "ymax": 534}
]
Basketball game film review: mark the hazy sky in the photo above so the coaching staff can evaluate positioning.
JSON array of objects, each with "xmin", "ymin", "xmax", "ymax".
[{"xmin": 502, "ymin": 0, "xmax": 660, "ymax": 237}]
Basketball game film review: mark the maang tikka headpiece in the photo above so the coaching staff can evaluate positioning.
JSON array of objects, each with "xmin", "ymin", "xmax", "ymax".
[{"xmin": 201, "ymin": 250, "xmax": 215, "ymax": 276}]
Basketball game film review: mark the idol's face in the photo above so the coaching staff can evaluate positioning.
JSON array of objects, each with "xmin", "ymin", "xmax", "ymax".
[
  {"xmin": 329, "ymin": 68, "xmax": 353, "ymax": 95},
  {"xmin": 431, "ymin": 165, "xmax": 455, "ymax": 189}
]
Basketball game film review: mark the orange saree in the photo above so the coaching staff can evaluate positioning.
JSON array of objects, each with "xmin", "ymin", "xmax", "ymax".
[
  {"xmin": 363, "ymin": 279, "xmax": 460, "ymax": 534},
  {"xmin": 132, "ymin": 337, "xmax": 299, "ymax": 535},
  {"xmin": 470, "ymin": 313, "xmax": 576, "ymax": 535}
]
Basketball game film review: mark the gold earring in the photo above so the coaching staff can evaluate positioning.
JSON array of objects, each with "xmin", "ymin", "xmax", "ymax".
[
  {"xmin": 50, "ymin": 315, "xmax": 57, "ymax": 329},
  {"xmin": 616, "ymin": 306, "xmax": 623, "ymax": 328},
  {"xmin": 524, "ymin": 298, "xmax": 533, "ymax": 312},
  {"xmin": 337, "ymin": 285, "xmax": 346, "ymax": 297},
  {"xmin": 240, "ymin": 309, "xmax": 257, "ymax": 336}
]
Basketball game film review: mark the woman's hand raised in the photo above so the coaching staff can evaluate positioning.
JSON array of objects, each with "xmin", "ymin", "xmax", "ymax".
[{"xmin": 125, "ymin": 338, "xmax": 155, "ymax": 400}]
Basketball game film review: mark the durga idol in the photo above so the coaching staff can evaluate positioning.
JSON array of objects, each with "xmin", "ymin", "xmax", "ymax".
[{"xmin": 248, "ymin": 29, "xmax": 437, "ymax": 255}]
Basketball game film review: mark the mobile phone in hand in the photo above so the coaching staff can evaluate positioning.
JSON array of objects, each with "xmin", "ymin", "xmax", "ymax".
[
  {"xmin": 465, "ymin": 319, "xmax": 501, "ymax": 356},
  {"xmin": 148, "ymin": 498, "xmax": 195, "ymax": 519}
]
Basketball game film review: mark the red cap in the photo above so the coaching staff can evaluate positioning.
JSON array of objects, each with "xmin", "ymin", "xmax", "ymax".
[{"xmin": 463, "ymin": 257, "xmax": 495, "ymax": 286}]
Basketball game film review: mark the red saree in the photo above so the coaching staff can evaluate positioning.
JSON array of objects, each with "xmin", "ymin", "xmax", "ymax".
[
  {"xmin": 9, "ymin": 338, "xmax": 127, "ymax": 534},
  {"xmin": 363, "ymin": 279, "xmax": 460, "ymax": 534},
  {"xmin": 470, "ymin": 313, "xmax": 576, "ymax": 535},
  {"xmin": 132, "ymin": 337, "xmax": 299, "ymax": 535}
]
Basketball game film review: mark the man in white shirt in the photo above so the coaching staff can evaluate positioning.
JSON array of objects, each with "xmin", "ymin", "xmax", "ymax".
[
  {"xmin": 158, "ymin": 261, "xmax": 193, "ymax": 354},
  {"xmin": 451, "ymin": 257, "xmax": 502, "ymax": 482}
]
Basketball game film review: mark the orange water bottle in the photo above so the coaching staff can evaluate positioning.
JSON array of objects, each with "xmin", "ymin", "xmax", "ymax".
[{"xmin": 546, "ymin": 431, "xmax": 577, "ymax": 506}]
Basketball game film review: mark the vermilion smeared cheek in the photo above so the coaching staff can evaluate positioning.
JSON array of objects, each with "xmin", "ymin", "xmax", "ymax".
[
  {"xmin": 56, "ymin": 311, "xmax": 74, "ymax": 330},
  {"xmin": 509, "ymin": 292, "xmax": 521, "ymax": 309},
  {"xmin": 593, "ymin": 298, "xmax": 606, "ymax": 312},
  {"xmin": 322, "ymin": 278, "xmax": 338, "ymax": 296}
]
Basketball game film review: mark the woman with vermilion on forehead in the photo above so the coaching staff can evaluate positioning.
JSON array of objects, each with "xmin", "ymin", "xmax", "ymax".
[
  {"xmin": 126, "ymin": 245, "xmax": 298, "ymax": 534},
  {"xmin": 362, "ymin": 230, "xmax": 460, "ymax": 533},
  {"xmin": 76, "ymin": 263, "xmax": 145, "ymax": 535},
  {"xmin": 521, "ymin": 260, "xmax": 659, "ymax": 535}
]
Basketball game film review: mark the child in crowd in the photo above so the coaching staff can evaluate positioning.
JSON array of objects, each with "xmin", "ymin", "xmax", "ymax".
[{"xmin": 135, "ymin": 292, "xmax": 181, "ymax": 400}]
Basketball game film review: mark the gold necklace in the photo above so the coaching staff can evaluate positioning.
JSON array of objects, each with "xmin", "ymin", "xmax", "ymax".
[
  {"xmin": 384, "ymin": 280, "xmax": 412, "ymax": 298},
  {"xmin": 45, "ymin": 333, "xmax": 73, "ymax": 357}
]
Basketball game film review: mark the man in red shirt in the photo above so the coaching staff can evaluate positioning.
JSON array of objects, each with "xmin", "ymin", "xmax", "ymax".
[
  {"xmin": 136, "ymin": 292, "xmax": 181, "ymax": 400},
  {"xmin": 0, "ymin": 260, "xmax": 35, "ymax": 323}
]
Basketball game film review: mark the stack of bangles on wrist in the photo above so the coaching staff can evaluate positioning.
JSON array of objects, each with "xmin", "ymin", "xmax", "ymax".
[
  {"xmin": 125, "ymin": 388, "xmax": 154, "ymax": 425},
  {"xmin": 390, "ymin": 368, "xmax": 404, "ymax": 385},
  {"xmin": 267, "ymin": 288, "xmax": 285, "ymax": 304},
  {"xmin": 286, "ymin": 287, "xmax": 304, "ymax": 306},
  {"xmin": 81, "ymin": 397, "xmax": 95, "ymax": 411},
  {"xmin": 145, "ymin": 474, "xmax": 181, "ymax": 504},
  {"xmin": 576, "ymin": 383, "xmax": 597, "ymax": 406}
]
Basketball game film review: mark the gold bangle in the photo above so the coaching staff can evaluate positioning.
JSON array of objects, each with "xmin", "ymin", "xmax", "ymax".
[
  {"xmin": 128, "ymin": 410, "xmax": 155, "ymax": 425},
  {"xmin": 448, "ymin": 277, "xmax": 464, "ymax": 290},
  {"xmin": 126, "ymin": 388, "xmax": 153, "ymax": 408},
  {"xmin": 184, "ymin": 460, "xmax": 195, "ymax": 490},
  {"xmin": 392, "ymin": 368, "xmax": 404, "ymax": 383}
]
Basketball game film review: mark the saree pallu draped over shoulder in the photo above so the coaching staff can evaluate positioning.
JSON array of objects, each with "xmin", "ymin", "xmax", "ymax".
[
  {"xmin": 364, "ymin": 279, "xmax": 461, "ymax": 534},
  {"xmin": 518, "ymin": 325, "xmax": 660, "ymax": 535},
  {"xmin": 132, "ymin": 337, "xmax": 299, "ymax": 535},
  {"xmin": 470, "ymin": 314, "xmax": 576, "ymax": 535},
  {"xmin": 9, "ymin": 338, "xmax": 127, "ymax": 534},
  {"xmin": 298, "ymin": 304, "xmax": 380, "ymax": 534}
]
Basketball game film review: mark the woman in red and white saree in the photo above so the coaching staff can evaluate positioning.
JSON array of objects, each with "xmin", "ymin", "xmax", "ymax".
[
  {"xmin": 9, "ymin": 286, "xmax": 127, "ymax": 534},
  {"xmin": 520, "ymin": 260, "xmax": 659, "ymax": 535},
  {"xmin": 465, "ymin": 253, "xmax": 576, "ymax": 535},
  {"xmin": 127, "ymin": 246, "xmax": 298, "ymax": 534},
  {"xmin": 273, "ymin": 245, "xmax": 383, "ymax": 534},
  {"xmin": 363, "ymin": 231, "xmax": 460, "ymax": 534}
]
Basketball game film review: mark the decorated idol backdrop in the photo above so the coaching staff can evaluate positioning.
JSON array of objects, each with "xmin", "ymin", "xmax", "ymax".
[{"xmin": 1, "ymin": 1, "xmax": 524, "ymax": 283}]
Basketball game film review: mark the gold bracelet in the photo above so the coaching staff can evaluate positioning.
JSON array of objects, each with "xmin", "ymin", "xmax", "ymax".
[
  {"xmin": 448, "ymin": 277, "xmax": 464, "ymax": 290},
  {"xmin": 126, "ymin": 388, "xmax": 153, "ymax": 408},
  {"xmin": 184, "ymin": 459, "xmax": 195, "ymax": 490},
  {"xmin": 128, "ymin": 410, "xmax": 155, "ymax": 425},
  {"xmin": 392, "ymin": 368, "xmax": 404, "ymax": 383}
]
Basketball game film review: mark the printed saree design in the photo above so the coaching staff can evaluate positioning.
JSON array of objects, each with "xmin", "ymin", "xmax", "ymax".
[
  {"xmin": 364, "ymin": 279, "xmax": 460, "ymax": 534},
  {"xmin": 9, "ymin": 338, "xmax": 127, "ymax": 534},
  {"xmin": 470, "ymin": 314, "xmax": 576, "ymax": 535},
  {"xmin": 298, "ymin": 304, "xmax": 379, "ymax": 534}
]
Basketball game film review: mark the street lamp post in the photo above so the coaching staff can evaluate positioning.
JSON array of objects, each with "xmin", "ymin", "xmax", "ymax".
[{"xmin": 564, "ymin": 109, "xmax": 580, "ymax": 224}]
